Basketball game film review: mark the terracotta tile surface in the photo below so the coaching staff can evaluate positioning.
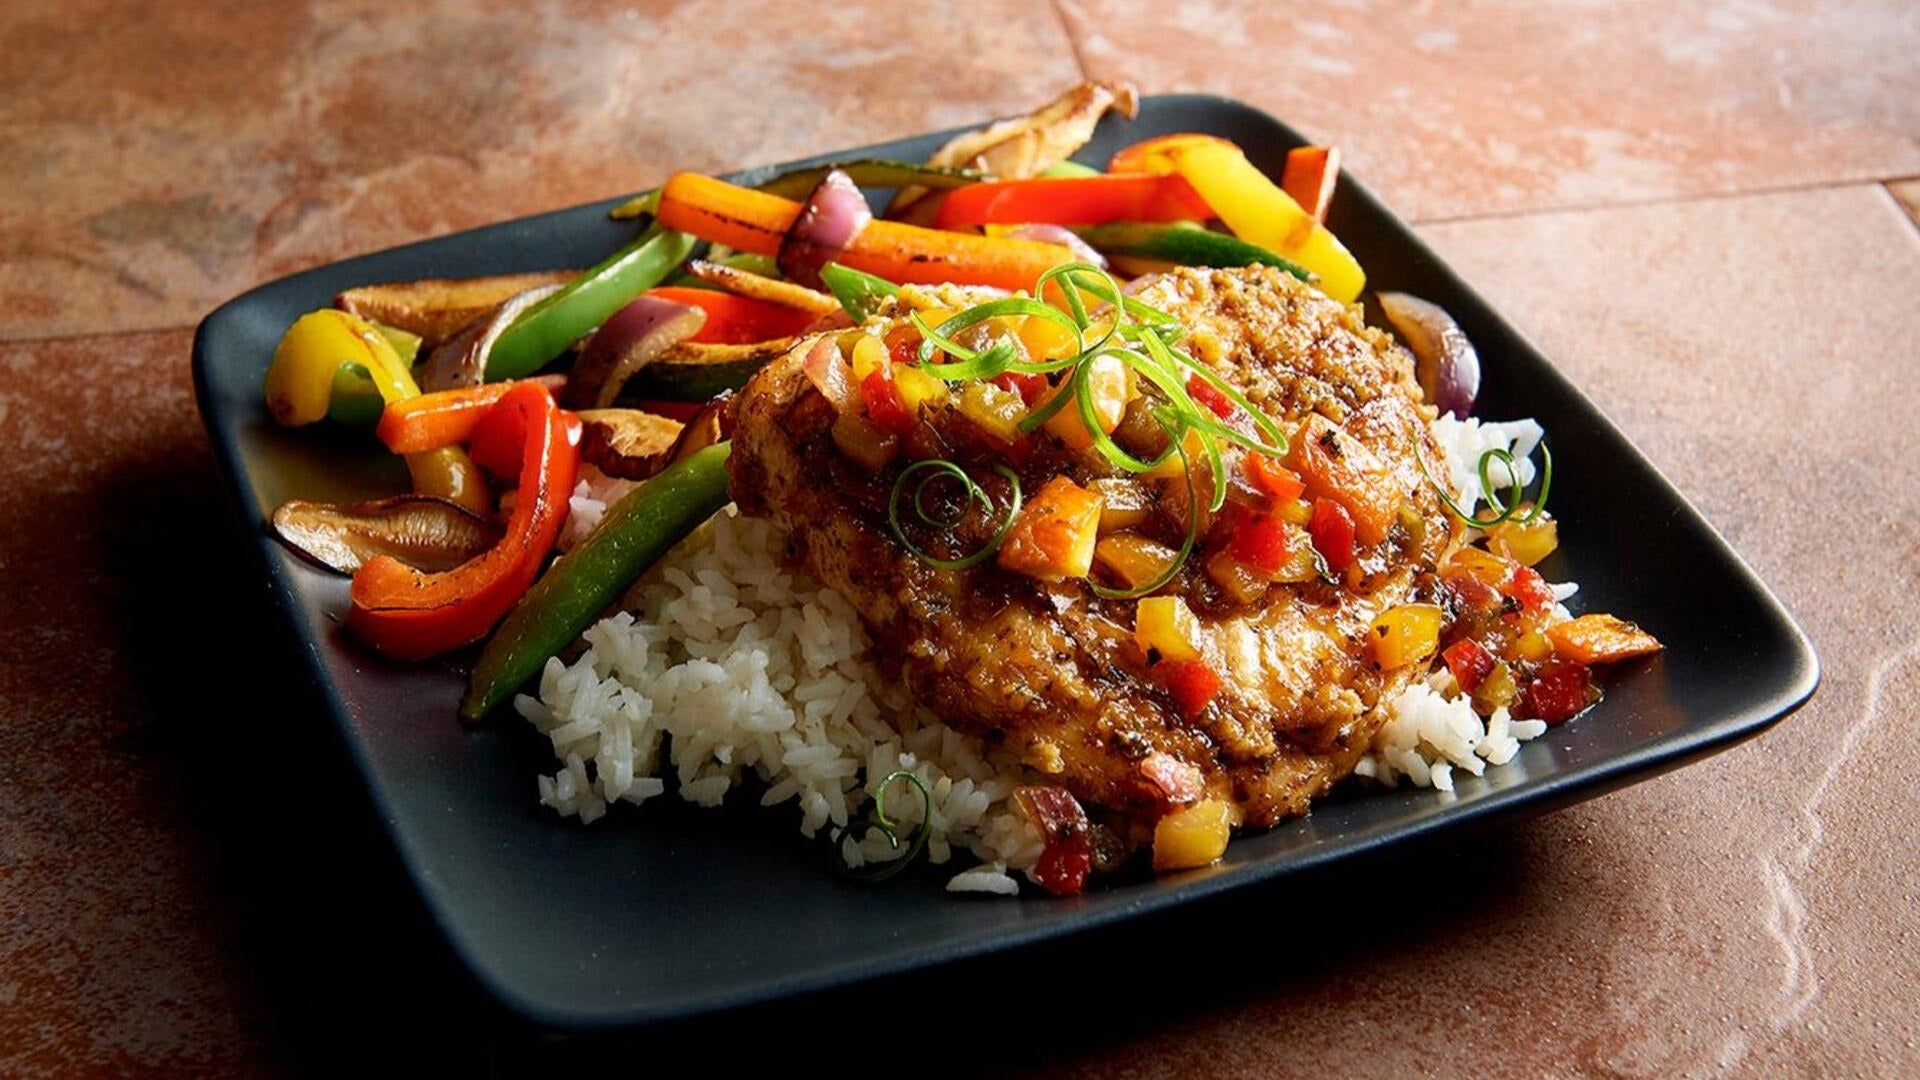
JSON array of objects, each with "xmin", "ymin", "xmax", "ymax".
[
  {"xmin": 1059, "ymin": 0, "xmax": 1920, "ymax": 222},
  {"xmin": 0, "ymin": 0, "xmax": 1084, "ymax": 339},
  {"xmin": 1890, "ymin": 179, "xmax": 1920, "ymax": 228}
]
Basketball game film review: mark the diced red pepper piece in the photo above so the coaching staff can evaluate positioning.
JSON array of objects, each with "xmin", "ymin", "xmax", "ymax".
[
  {"xmin": 1442, "ymin": 638, "xmax": 1496, "ymax": 693},
  {"xmin": 1243, "ymin": 453, "xmax": 1305, "ymax": 502},
  {"xmin": 860, "ymin": 369, "xmax": 915, "ymax": 437},
  {"xmin": 1016, "ymin": 786, "xmax": 1092, "ymax": 897},
  {"xmin": 885, "ymin": 326, "xmax": 922, "ymax": 367},
  {"xmin": 1185, "ymin": 374, "xmax": 1236, "ymax": 419},
  {"xmin": 1517, "ymin": 658, "xmax": 1594, "ymax": 724},
  {"xmin": 993, "ymin": 370, "xmax": 1049, "ymax": 406},
  {"xmin": 1227, "ymin": 511, "xmax": 1291, "ymax": 574},
  {"xmin": 1507, "ymin": 564, "xmax": 1556, "ymax": 615},
  {"xmin": 1307, "ymin": 497, "xmax": 1356, "ymax": 574},
  {"xmin": 1160, "ymin": 659, "xmax": 1222, "ymax": 720}
]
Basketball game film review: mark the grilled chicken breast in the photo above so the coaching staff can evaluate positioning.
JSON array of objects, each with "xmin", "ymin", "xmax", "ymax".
[{"xmin": 730, "ymin": 266, "xmax": 1455, "ymax": 831}]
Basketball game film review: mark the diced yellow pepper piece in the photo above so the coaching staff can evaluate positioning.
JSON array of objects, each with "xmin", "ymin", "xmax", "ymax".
[
  {"xmin": 890, "ymin": 364, "xmax": 950, "ymax": 413},
  {"xmin": 957, "ymin": 381, "xmax": 1027, "ymax": 443},
  {"xmin": 1489, "ymin": 513, "xmax": 1559, "ymax": 566},
  {"xmin": 1089, "ymin": 478, "xmax": 1155, "ymax": 531},
  {"xmin": 1019, "ymin": 311, "xmax": 1079, "ymax": 362},
  {"xmin": 1134, "ymin": 595, "xmax": 1203, "ymax": 663},
  {"xmin": 1042, "ymin": 352, "xmax": 1131, "ymax": 450},
  {"xmin": 1152, "ymin": 798, "xmax": 1232, "ymax": 871},
  {"xmin": 1513, "ymin": 629, "xmax": 1554, "ymax": 664},
  {"xmin": 1095, "ymin": 533, "xmax": 1180, "ymax": 591},
  {"xmin": 849, "ymin": 334, "xmax": 889, "ymax": 381},
  {"xmin": 998, "ymin": 474, "xmax": 1103, "ymax": 582},
  {"xmin": 1367, "ymin": 603, "xmax": 1445, "ymax": 669},
  {"xmin": 830, "ymin": 409, "xmax": 898, "ymax": 472}
]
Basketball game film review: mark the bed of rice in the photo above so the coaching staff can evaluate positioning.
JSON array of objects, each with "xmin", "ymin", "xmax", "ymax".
[
  {"xmin": 521, "ymin": 497, "xmax": 1045, "ymax": 895},
  {"xmin": 519, "ymin": 415, "xmax": 1568, "ymax": 893}
]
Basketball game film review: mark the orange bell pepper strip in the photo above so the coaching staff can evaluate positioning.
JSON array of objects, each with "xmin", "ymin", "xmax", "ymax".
[
  {"xmin": 348, "ymin": 382, "xmax": 580, "ymax": 660},
  {"xmin": 931, "ymin": 174, "xmax": 1213, "ymax": 229},
  {"xmin": 1281, "ymin": 145, "xmax": 1341, "ymax": 223},
  {"xmin": 644, "ymin": 286, "xmax": 819, "ymax": 345},
  {"xmin": 374, "ymin": 378, "xmax": 567, "ymax": 455},
  {"xmin": 654, "ymin": 172, "xmax": 1075, "ymax": 293},
  {"xmin": 1108, "ymin": 133, "xmax": 1366, "ymax": 302}
]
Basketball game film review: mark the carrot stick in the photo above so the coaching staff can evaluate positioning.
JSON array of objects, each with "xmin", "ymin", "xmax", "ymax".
[{"xmin": 655, "ymin": 172, "xmax": 1075, "ymax": 293}]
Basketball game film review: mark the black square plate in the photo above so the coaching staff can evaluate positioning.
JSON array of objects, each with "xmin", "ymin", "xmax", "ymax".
[{"xmin": 192, "ymin": 94, "xmax": 1817, "ymax": 1030}]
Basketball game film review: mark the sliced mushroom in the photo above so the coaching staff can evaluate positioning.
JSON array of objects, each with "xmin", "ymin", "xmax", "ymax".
[
  {"xmin": 575, "ymin": 409, "xmax": 686, "ymax": 480},
  {"xmin": 420, "ymin": 283, "xmax": 565, "ymax": 391},
  {"xmin": 888, "ymin": 81, "xmax": 1139, "ymax": 223},
  {"xmin": 272, "ymin": 496, "xmax": 504, "ymax": 575},
  {"xmin": 664, "ymin": 392, "xmax": 737, "ymax": 465},
  {"xmin": 336, "ymin": 271, "xmax": 578, "ymax": 352}
]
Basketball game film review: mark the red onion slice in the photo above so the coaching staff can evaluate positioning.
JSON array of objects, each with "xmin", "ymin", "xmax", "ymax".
[
  {"xmin": 778, "ymin": 169, "xmax": 872, "ymax": 290},
  {"xmin": 569, "ymin": 296, "xmax": 707, "ymax": 409},
  {"xmin": 1006, "ymin": 224, "xmax": 1107, "ymax": 269},
  {"xmin": 422, "ymin": 283, "xmax": 564, "ymax": 391},
  {"xmin": 800, "ymin": 336, "xmax": 856, "ymax": 412},
  {"xmin": 1379, "ymin": 291, "xmax": 1481, "ymax": 418}
]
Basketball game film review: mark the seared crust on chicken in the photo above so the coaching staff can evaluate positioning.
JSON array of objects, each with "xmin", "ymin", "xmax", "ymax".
[{"xmin": 730, "ymin": 266, "xmax": 1454, "ymax": 830}]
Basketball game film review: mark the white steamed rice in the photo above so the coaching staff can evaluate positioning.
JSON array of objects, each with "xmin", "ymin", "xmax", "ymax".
[{"xmin": 519, "ymin": 414, "xmax": 1571, "ymax": 891}]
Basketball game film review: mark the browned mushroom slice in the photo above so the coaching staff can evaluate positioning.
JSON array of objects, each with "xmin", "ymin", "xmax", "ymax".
[
  {"xmin": 887, "ymin": 80, "xmax": 1139, "ymax": 223},
  {"xmin": 272, "ymin": 496, "xmax": 505, "ymax": 574},
  {"xmin": 575, "ymin": 409, "xmax": 686, "ymax": 480},
  {"xmin": 664, "ymin": 391, "xmax": 737, "ymax": 465},
  {"xmin": 336, "ymin": 270, "xmax": 579, "ymax": 351}
]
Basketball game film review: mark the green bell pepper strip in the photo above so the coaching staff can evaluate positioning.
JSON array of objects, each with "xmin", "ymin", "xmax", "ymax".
[
  {"xmin": 484, "ymin": 225, "xmax": 697, "ymax": 381},
  {"xmin": 819, "ymin": 261, "xmax": 899, "ymax": 322},
  {"xmin": 322, "ymin": 323, "xmax": 425, "ymax": 427},
  {"xmin": 1074, "ymin": 221, "xmax": 1312, "ymax": 281},
  {"xmin": 460, "ymin": 441, "xmax": 733, "ymax": 720}
]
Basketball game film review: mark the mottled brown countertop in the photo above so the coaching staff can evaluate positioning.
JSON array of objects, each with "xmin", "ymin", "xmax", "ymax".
[{"xmin": 2, "ymin": 2, "xmax": 1916, "ymax": 1075}]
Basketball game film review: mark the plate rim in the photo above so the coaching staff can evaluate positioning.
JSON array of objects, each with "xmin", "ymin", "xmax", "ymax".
[{"xmin": 191, "ymin": 92, "xmax": 1821, "ymax": 1030}]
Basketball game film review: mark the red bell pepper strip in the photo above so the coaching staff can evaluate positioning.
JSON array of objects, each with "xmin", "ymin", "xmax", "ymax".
[
  {"xmin": 374, "ymin": 377, "xmax": 568, "ymax": 455},
  {"xmin": 644, "ymin": 286, "xmax": 819, "ymax": 345},
  {"xmin": 349, "ymin": 383, "xmax": 580, "ymax": 660},
  {"xmin": 932, "ymin": 174, "xmax": 1213, "ymax": 230}
]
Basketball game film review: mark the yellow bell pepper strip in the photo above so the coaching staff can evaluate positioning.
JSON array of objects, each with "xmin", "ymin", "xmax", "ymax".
[
  {"xmin": 1107, "ymin": 134, "xmax": 1366, "ymax": 302},
  {"xmin": 486, "ymin": 224, "xmax": 698, "ymax": 382},
  {"xmin": 461, "ymin": 441, "xmax": 732, "ymax": 719},
  {"xmin": 264, "ymin": 309, "xmax": 420, "ymax": 427},
  {"xmin": 655, "ymin": 172, "xmax": 1075, "ymax": 294},
  {"xmin": 348, "ymin": 382, "xmax": 580, "ymax": 660}
]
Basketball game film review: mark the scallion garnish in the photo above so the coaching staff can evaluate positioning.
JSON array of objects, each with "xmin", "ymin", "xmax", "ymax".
[
  {"xmin": 887, "ymin": 460, "xmax": 1024, "ymax": 570},
  {"xmin": 829, "ymin": 769, "xmax": 933, "ymax": 883},
  {"xmin": 880, "ymin": 261, "xmax": 1298, "ymax": 593},
  {"xmin": 1419, "ymin": 441, "xmax": 1554, "ymax": 528}
]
